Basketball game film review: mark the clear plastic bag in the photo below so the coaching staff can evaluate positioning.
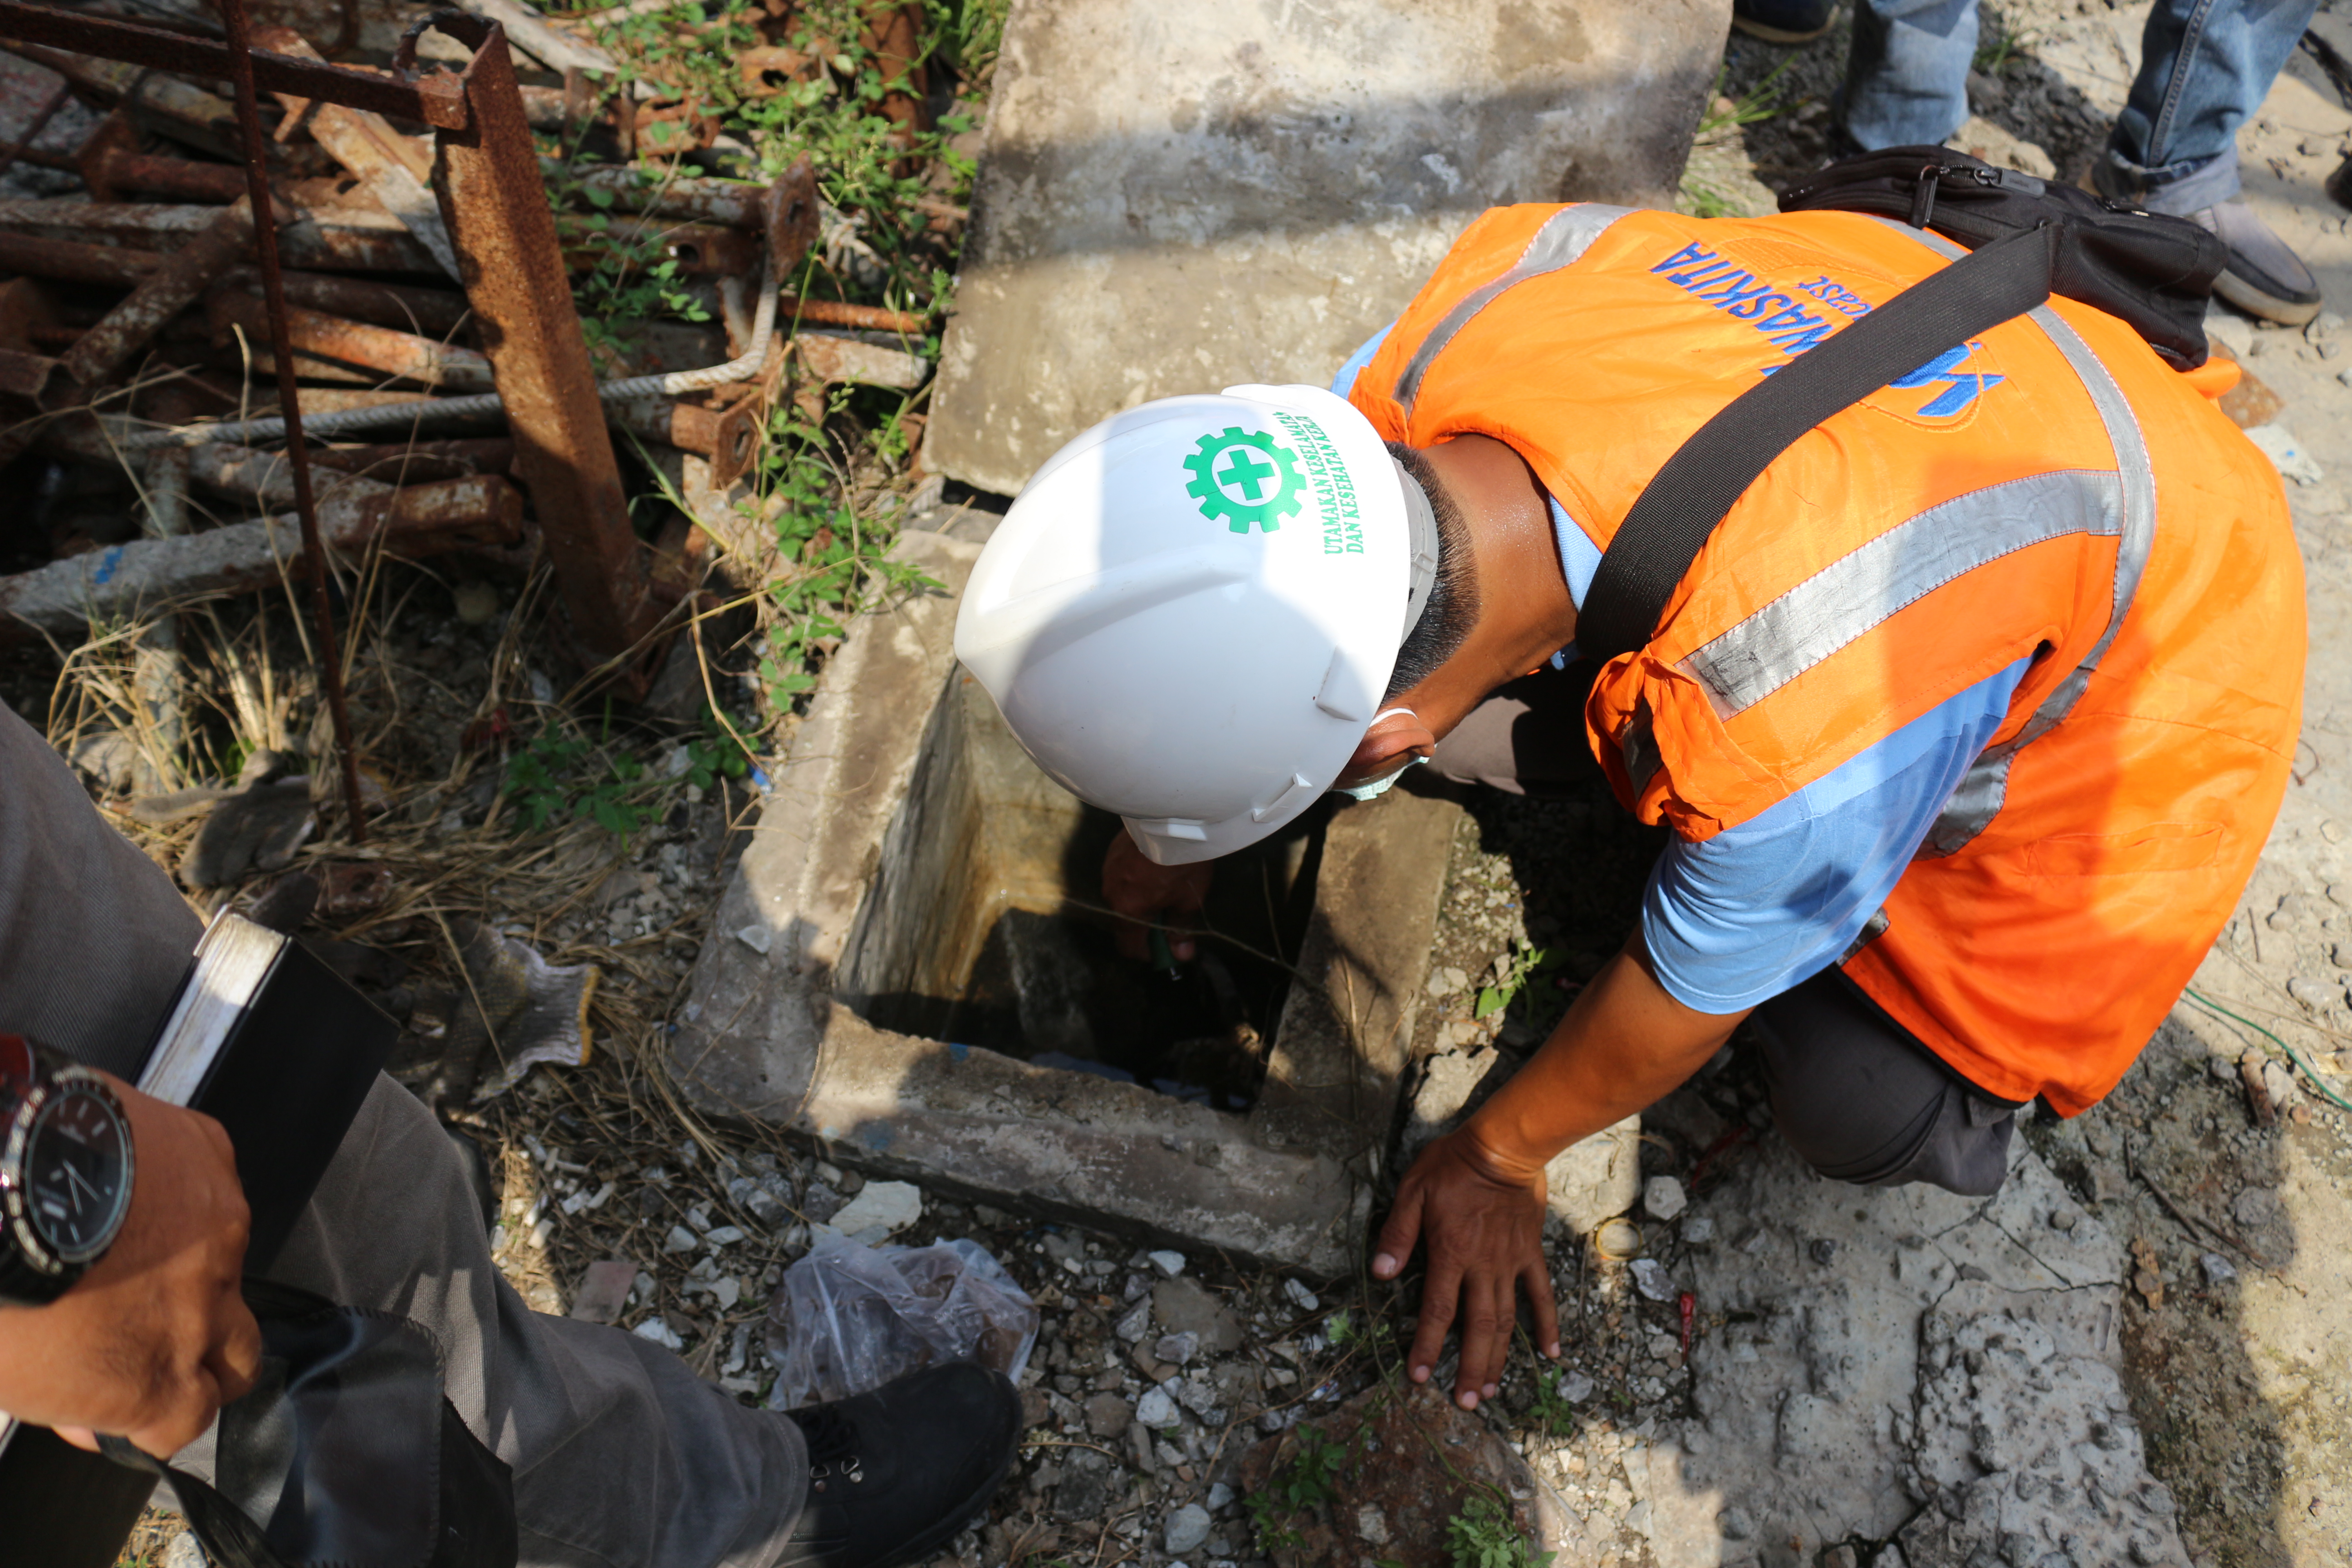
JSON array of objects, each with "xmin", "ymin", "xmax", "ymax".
[{"xmin": 764, "ymin": 1234, "xmax": 1039, "ymax": 1409}]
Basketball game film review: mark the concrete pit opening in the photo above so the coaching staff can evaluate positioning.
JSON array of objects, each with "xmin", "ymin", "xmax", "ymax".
[{"xmin": 671, "ymin": 532, "xmax": 1460, "ymax": 1273}]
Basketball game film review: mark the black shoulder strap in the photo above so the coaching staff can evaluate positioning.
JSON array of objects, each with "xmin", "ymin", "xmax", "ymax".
[{"xmin": 1575, "ymin": 221, "xmax": 2058, "ymax": 665}]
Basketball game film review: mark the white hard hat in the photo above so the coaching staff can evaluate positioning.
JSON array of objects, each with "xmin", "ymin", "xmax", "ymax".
[{"xmin": 954, "ymin": 383, "xmax": 1440, "ymax": 865}]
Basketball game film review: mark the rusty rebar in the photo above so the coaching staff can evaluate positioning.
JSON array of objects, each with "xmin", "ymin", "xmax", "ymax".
[{"xmin": 212, "ymin": 0, "xmax": 365, "ymax": 843}]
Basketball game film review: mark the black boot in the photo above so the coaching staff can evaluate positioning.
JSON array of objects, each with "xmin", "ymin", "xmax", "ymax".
[{"xmin": 776, "ymin": 1363, "xmax": 1022, "ymax": 1568}]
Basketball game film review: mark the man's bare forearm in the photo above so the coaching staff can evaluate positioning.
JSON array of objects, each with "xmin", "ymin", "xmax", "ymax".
[{"xmin": 1457, "ymin": 936, "xmax": 1749, "ymax": 1179}]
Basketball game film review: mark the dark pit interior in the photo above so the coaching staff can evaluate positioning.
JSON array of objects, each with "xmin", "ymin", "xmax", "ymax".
[{"xmin": 838, "ymin": 670, "xmax": 1326, "ymax": 1108}]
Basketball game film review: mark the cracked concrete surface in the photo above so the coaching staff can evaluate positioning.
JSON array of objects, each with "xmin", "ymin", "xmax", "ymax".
[{"xmin": 1632, "ymin": 1126, "xmax": 2182, "ymax": 1568}]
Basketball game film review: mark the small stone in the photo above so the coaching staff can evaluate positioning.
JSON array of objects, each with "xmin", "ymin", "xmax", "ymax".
[
  {"xmin": 1429, "ymin": 965, "xmax": 1469, "ymax": 998},
  {"xmin": 734, "ymin": 924, "xmax": 773, "ymax": 955},
  {"xmin": 632, "ymin": 1318, "xmax": 685, "ymax": 1351},
  {"xmin": 663, "ymin": 1224, "xmax": 700, "ymax": 1254},
  {"xmin": 1153, "ymin": 1331, "xmax": 1200, "ymax": 1366},
  {"xmin": 1557, "ymin": 1369, "xmax": 1594, "ymax": 1402},
  {"xmin": 2049, "ymin": 1209, "xmax": 2078, "ymax": 1232},
  {"xmin": 2199, "ymin": 1251, "xmax": 2238, "ymax": 1286},
  {"xmin": 1824, "ymin": 1546, "xmax": 1859, "ymax": 1568},
  {"xmin": 814, "ymin": 1161, "xmax": 844, "ymax": 1186},
  {"xmin": 1114, "ymin": 1298, "xmax": 1153, "ymax": 1343},
  {"xmin": 452, "ymin": 580, "xmax": 499, "ymax": 623},
  {"xmin": 1643, "ymin": 1175, "xmax": 1687, "ymax": 1221},
  {"xmin": 1206, "ymin": 1482, "xmax": 1234, "ymax": 1511},
  {"xmin": 1083, "ymin": 1392, "xmax": 1133, "ymax": 1438},
  {"xmin": 2262, "ymin": 1059, "xmax": 2298, "ymax": 1108},
  {"xmin": 163, "ymin": 1534, "xmax": 207, "ymax": 1568},
  {"xmin": 1282, "ymin": 1277, "xmax": 1319, "ymax": 1312},
  {"xmin": 1136, "ymin": 1386, "xmax": 1181, "ymax": 1428},
  {"xmin": 1718, "ymin": 1505, "xmax": 1754, "ymax": 1541},
  {"xmin": 2232, "ymin": 1186, "xmax": 2282, "ymax": 1228},
  {"xmin": 1148, "ymin": 1249, "xmax": 1187, "ymax": 1277},
  {"xmin": 703, "ymin": 1225, "xmax": 746, "ymax": 1247},
  {"xmin": 1809, "ymin": 1238, "xmax": 1840, "ymax": 1266},
  {"xmin": 826, "ymin": 1180, "xmax": 922, "ymax": 1239},
  {"xmin": 1630, "ymin": 1258, "xmax": 1676, "ymax": 1302},
  {"xmin": 1165, "ymin": 1502, "xmax": 1213, "ymax": 1555},
  {"xmin": 1682, "ymin": 1215, "xmax": 1715, "ymax": 1245}
]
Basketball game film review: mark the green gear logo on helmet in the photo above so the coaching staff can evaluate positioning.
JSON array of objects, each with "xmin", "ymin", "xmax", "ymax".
[{"xmin": 1182, "ymin": 426, "xmax": 1307, "ymax": 533}]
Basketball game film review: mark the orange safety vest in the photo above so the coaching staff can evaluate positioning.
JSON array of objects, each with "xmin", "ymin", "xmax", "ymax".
[{"xmin": 1347, "ymin": 204, "xmax": 2304, "ymax": 1115}]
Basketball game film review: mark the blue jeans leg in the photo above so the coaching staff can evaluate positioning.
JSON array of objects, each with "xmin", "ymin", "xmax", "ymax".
[
  {"xmin": 1842, "ymin": 0, "xmax": 1980, "ymax": 150},
  {"xmin": 2100, "ymin": 0, "xmax": 2319, "ymax": 214}
]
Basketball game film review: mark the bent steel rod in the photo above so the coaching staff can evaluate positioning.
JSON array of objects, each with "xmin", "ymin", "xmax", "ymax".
[{"xmin": 213, "ymin": 0, "xmax": 367, "ymax": 843}]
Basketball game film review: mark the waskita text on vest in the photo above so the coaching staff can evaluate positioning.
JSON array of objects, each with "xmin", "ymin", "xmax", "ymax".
[{"xmin": 952, "ymin": 197, "xmax": 2304, "ymax": 1413}]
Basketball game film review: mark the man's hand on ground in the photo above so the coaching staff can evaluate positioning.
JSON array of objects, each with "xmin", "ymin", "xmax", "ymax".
[
  {"xmin": 0, "ymin": 1076, "xmax": 259, "ymax": 1457},
  {"xmin": 1100, "ymin": 830, "xmax": 1212, "ymax": 961},
  {"xmin": 1371, "ymin": 1128, "xmax": 1558, "ymax": 1411}
]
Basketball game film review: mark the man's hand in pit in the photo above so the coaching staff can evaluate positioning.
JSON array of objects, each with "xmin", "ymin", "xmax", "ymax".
[{"xmin": 1101, "ymin": 829, "xmax": 1212, "ymax": 961}]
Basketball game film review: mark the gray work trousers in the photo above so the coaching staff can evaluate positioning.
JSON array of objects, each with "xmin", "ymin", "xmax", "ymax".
[
  {"xmin": 1429, "ymin": 670, "xmax": 2022, "ymax": 1196},
  {"xmin": 0, "ymin": 701, "xmax": 807, "ymax": 1567}
]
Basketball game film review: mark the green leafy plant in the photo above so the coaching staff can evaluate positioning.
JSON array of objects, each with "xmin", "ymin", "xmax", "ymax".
[
  {"xmin": 1247, "ymin": 1426, "xmax": 1352, "ymax": 1554},
  {"xmin": 502, "ymin": 705, "xmax": 669, "ymax": 838},
  {"xmin": 1523, "ymin": 1362, "xmax": 1583, "ymax": 1437},
  {"xmin": 1475, "ymin": 938, "xmax": 1557, "ymax": 1021},
  {"xmin": 1446, "ymin": 1494, "xmax": 1553, "ymax": 1568}
]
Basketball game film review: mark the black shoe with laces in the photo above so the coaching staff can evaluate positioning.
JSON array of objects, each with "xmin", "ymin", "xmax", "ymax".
[{"xmin": 777, "ymin": 1363, "xmax": 1022, "ymax": 1568}]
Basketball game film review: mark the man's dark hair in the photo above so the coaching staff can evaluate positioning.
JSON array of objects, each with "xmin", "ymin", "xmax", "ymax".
[{"xmin": 1383, "ymin": 442, "xmax": 1480, "ymax": 702}]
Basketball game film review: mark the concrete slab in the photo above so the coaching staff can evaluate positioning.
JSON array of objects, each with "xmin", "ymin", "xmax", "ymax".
[{"xmin": 929, "ymin": 0, "xmax": 1730, "ymax": 496}]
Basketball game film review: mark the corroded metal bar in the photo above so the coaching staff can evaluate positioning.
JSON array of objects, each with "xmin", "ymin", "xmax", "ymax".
[
  {"xmin": 0, "ymin": 474, "xmax": 526, "ymax": 638},
  {"xmin": 205, "ymin": 286, "xmax": 494, "ymax": 391},
  {"xmin": 0, "ymin": 224, "xmax": 167, "ymax": 282},
  {"xmin": 606, "ymin": 393, "xmax": 760, "ymax": 485},
  {"xmin": 544, "ymin": 163, "xmax": 766, "ymax": 229},
  {"xmin": 0, "ymin": 0, "xmax": 469, "ymax": 128},
  {"xmin": 223, "ymin": 268, "xmax": 470, "ymax": 338},
  {"xmin": 58, "ymin": 197, "xmax": 253, "ymax": 392},
  {"xmin": 782, "ymin": 295, "xmax": 928, "ymax": 334},
  {"xmin": 418, "ymin": 12, "xmax": 656, "ymax": 666},
  {"xmin": 215, "ymin": 0, "xmax": 363, "ymax": 843},
  {"xmin": 0, "ymin": 199, "xmax": 440, "ymax": 272}
]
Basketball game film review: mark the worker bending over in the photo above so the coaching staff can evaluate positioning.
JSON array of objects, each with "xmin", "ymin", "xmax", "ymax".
[{"xmin": 954, "ymin": 201, "xmax": 2304, "ymax": 1411}]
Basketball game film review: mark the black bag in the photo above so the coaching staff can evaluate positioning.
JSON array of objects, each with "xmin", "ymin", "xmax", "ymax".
[
  {"xmin": 1577, "ymin": 146, "xmax": 2229, "ymax": 664},
  {"xmin": 94, "ymin": 1282, "xmax": 519, "ymax": 1568},
  {"xmin": 1776, "ymin": 144, "xmax": 2227, "ymax": 368}
]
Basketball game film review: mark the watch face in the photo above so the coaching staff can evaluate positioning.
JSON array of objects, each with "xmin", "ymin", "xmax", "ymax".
[{"xmin": 18, "ymin": 1083, "xmax": 133, "ymax": 1264}]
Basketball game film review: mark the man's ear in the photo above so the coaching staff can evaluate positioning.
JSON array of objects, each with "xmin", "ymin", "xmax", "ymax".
[{"xmin": 1347, "ymin": 708, "xmax": 1439, "ymax": 778}]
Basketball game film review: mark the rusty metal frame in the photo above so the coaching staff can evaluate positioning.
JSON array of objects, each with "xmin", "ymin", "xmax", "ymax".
[{"xmin": 0, "ymin": 0, "xmax": 468, "ymax": 127}]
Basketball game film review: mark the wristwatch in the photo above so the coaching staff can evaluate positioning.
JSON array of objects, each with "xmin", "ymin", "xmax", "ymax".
[{"xmin": 0, "ymin": 1034, "xmax": 136, "ymax": 1306}]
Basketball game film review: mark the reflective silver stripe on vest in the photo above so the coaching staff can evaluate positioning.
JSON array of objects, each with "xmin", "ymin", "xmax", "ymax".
[
  {"xmin": 1921, "ymin": 304, "xmax": 2157, "ymax": 854},
  {"xmin": 1675, "ymin": 469, "xmax": 2126, "ymax": 720},
  {"xmin": 1855, "ymin": 217, "xmax": 2160, "ymax": 854},
  {"xmin": 1393, "ymin": 205, "xmax": 1635, "ymax": 416}
]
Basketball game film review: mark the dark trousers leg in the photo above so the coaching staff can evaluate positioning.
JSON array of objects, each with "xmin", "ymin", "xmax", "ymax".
[
  {"xmin": 1750, "ymin": 965, "xmax": 2022, "ymax": 1196},
  {"xmin": 0, "ymin": 700, "xmax": 806, "ymax": 1566},
  {"xmin": 1429, "ymin": 667, "xmax": 2022, "ymax": 1197}
]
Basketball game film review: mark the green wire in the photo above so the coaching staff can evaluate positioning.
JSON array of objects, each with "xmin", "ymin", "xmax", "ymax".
[{"xmin": 2180, "ymin": 985, "xmax": 2352, "ymax": 1113}]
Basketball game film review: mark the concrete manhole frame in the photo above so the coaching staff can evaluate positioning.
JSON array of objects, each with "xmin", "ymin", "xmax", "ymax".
[{"xmin": 669, "ymin": 527, "xmax": 1461, "ymax": 1274}]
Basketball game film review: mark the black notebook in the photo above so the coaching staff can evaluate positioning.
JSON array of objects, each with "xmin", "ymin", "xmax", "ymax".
[{"xmin": 0, "ymin": 911, "xmax": 398, "ymax": 1568}]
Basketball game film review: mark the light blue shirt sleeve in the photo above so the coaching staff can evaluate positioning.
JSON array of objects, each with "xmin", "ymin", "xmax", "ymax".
[
  {"xmin": 1639, "ymin": 654, "xmax": 2034, "ymax": 1013},
  {"xmin": 1331, "ymin": 324, "xmax": 1393, "ymax": 398}
]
